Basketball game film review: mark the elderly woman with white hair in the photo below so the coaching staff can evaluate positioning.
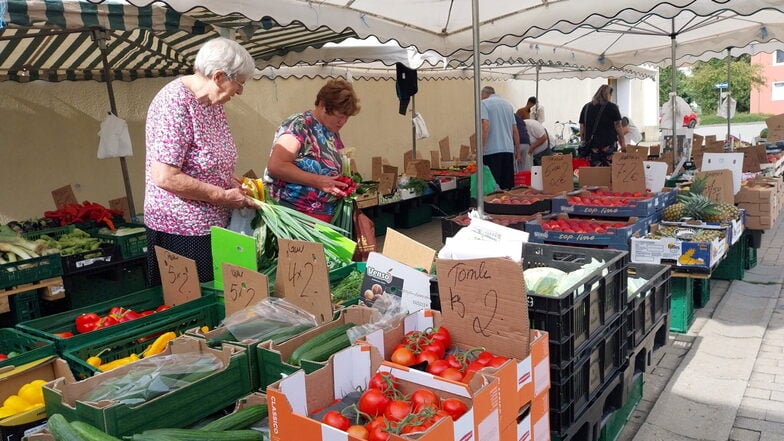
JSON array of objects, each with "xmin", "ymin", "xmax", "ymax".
[{"xmin": 144, "ymin": 37, "xmax": 255, "ymax": 285}]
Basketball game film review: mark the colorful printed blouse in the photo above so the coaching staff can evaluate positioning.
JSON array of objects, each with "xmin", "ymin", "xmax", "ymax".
[
  {"xmin": 264, "ymin": 111, "xmax": 344, "ymax": 216},
  {"xmin": 144, "ymin": 79, "xmax": 238, "ymax": 236}
]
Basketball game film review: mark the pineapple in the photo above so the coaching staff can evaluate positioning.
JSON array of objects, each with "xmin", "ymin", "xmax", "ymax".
[
  {"xmin": 664, "ymin": 176, "xmax": 739, "ymax": 222},
  {"xmin": 704, "ymin": 202, "xmax": 740, "ymax": 223},
  {"xmin": 662, "ymin": 202, "xmax": 685, "ymax": 221}
]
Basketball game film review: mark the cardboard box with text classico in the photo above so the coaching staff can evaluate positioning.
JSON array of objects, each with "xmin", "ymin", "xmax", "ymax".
[
  {"xmin": 501, "ymin": 389, "xmax": 550, "ymax": 441},
  {"xmin": 266, "ymin": 345, "xmax": 502, "ymax": 441}
]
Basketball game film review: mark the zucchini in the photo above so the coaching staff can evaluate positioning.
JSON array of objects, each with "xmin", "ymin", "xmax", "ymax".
[
  {"xmin": 136, "ymin": 428, "xmax": 263, "ymax": 441},
  {"xmin": 287, "ymin": 323, "xmax": 355, "ymax": 366},
  {"xmin": 199, "ymin": 404, "xmax": 267, "ymax": 431},
  {"xmin": 70, "ymin": 421, "xmax": 122, "ymax": 441},
  {"xmin": 48, "ymin": 414, "xmax": 85, "ymax": 441}
]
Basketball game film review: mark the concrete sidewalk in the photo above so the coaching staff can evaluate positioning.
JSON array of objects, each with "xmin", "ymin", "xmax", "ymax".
[{"xmin": 621, "ymin": 221, "xmax": 784, "ymax": 441}]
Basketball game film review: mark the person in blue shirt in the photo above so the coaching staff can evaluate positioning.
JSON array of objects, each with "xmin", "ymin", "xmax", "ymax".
[{"xmin": 480, "ymin": 86, "xmax": 520, "ymax": 189}]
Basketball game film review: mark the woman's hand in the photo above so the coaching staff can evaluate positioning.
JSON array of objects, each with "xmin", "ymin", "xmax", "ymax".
[
  {"xmin": 222, "ymin": 187, "xmax": 252, "ymax": 209},
  {"xmin": 316, "ymin": 175, "xmax": 349, "ymax": 198}
]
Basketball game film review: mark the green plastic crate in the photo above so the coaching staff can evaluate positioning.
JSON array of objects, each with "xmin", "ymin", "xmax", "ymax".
[
  {"xmin": 9, "ymin": 288, "xmax": 41, "ymax": 324},
  {"xmin": 22, "ymin": 225, "xmax": 75, "ymax": 241},
  {"xmin": 693, "ymin": 278, "xmax": 711, "ymax": 309},
  {"xmin": 599, "ymin": 372, "xmax": 644, "ymax": 441},
  {"xmin": 0, "ymin": 327, "xmax": 56, "ymax": 370},
  {"xmin": 0, "ymin": 254, "xmax": 63, "ymax": 290},
  {"xmin": 711, "ymin": 241, "xmax": 745, "ymax": 281},
  {"xmin": 17, "ymin": 287, "xmax": 221, "ymax": 351},
  {"xmin": 396, "ymin": 203, "xmax": 432, "ymax": 229},
  {"xmin": 744, "ymin": 232, "xmax": 758, "ymax": 270},
  {"xmin": 93, "ymin": 223, "xmax": 148, "ymax": 259},
  {"xmin": 670, "ymin": 277, "xmax": 695, "ymax": 333},
  {"xmin": 373, "ymin": 211, "xmax": 395, "ymax": 237},
  {"xmin": 62, "ymin": 299, "xmax": 224, "ymax": 379}
]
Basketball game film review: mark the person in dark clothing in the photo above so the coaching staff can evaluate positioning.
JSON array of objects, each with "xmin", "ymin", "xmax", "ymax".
[
  {"xmin": 578, "ymin": 85, "xmax": 627, "ymax": 166},
  {"xmin": 514, "ymin": 113, "xmax": 531, "ymax": 172}
]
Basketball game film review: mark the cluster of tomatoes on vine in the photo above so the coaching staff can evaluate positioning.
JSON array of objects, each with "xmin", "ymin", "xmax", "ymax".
[
  {"xmin": 320, "ymin": 371, "xmax": 468, "ymax": 440},
  {"xmin": 389, "ymin": 327, "xmax": 508, "ymax": 383}
]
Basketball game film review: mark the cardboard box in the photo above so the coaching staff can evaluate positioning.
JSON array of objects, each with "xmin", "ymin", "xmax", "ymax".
[
  {"xmin": 500, "ymin": 391, "xmax": 550, "ymax": 441},
  {"xmin": 631, "ymin": 224, "xmax": 728, "ymax": 271},
  {"xmin": 378, "ymin": 190, "xmax": 402, "ymax": 205},
  {"xmin": 436, "ymin": 176, "xmax": 458, "ymax": 191},
  {"xmin": 255, "ymin": 306, "xmax": 387, "ymax": 389},
  {"xmin": 400, "ymin": 187, "xmax": 421, "ymax": 200},
  {"xmin": 746, "ymin": 215, "xmax": 774, "ymax": 230},
  {"xmin": 1, "ymin": 356, "xmax": 72, "ymax": 441},
  {"xmin": 362, "ymin": 309, "xmax": 550, "ymax": 429},
  {"xmin": 355, "ymin": 189, "xmax": 379, "ymax": 209},
  {"xmin": 267, "ymin": 344, "xmax": 502, "ymax": 441},
  {"xmin": 525, "ymin": 213, "xmax": 645, "ymax": 250},
  {"xmin": 42, "ymin": 337, "xmax": 252, "ymax": 437}
]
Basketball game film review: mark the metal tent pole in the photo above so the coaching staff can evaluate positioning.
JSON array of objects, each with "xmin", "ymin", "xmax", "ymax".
[
  {"xmin": 411, "ymin": 95, "xmax": 417, "ymax": 156},
  {"xmin": 535, "ymin": 64, "xmax": 540, "ymax": 104},
  {"xmin": 472, "ymin": 0, "xmax": 484, "ymax": 216},
  {"xmin": 93, "ymin": 29, "xmax": 137, "ymax": 218},
  {"xmin": 670, "ymin": 20, "xmax": 678, "ymax": 168},
  {"xmin": 726, "ymin": 47, "xmax": 732, "ymax": 146}
]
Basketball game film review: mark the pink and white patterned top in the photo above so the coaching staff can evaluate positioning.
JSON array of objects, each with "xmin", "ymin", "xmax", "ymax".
[{"xmin": 144, "ymin": 79, "xmax": 238, "ymax": 236}]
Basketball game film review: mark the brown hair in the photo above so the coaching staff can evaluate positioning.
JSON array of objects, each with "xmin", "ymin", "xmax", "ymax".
[
  {"xmin": 591, "ymin": 84, "xmax": 613, "ymax": 106},
  {"xmin": 315, "ymin": 79, "xmax": 361, "ymax": 116}
]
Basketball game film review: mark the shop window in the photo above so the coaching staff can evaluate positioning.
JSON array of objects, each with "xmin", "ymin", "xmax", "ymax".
[
  {"xmin": 773, "ymin": 82, "xmax": 784, "ymax": 101},
  {"xmin": 775, "ymin": 50, "xmax": 784, "ymax": 65}
]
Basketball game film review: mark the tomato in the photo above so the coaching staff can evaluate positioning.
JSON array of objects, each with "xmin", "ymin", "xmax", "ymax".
[
  {"xmin": 75, "ymin": 313, "xmax": 101, "ymax": 333},
  {"xmin": 433, "ymin": 327, "xmax": 452, "ymax": 348},
  {"xmin": 390, "ymin": 347, "xmax": 416, "ymax": 366},
  {"xmin": 421, "ymin": 341, "xmax": 446, "ymax": 358},
  {"xmin": 475, "ymin": 351, "xmax": 494, "ymax": 365},
  {"xmin": 441, "ymin": 398, "xmax": 469, "ymax": 420},
  {"xmin": 426, "ymin": 359, "xmax": 450, "ymax": 376},
  {"xmin": 347, "ymin": 425, "xmax": 369, "ymax": 440},
  {"xmin": 487, "ymin": 355, "xmax": 508, "ymax": 368},
  {"xmin": 444, "ymin": 354, "xmax": 462, "ymax": 371},
  {"xmin": 367, "ymin": 424, "xmax": 390, "ymax": 441},
  {"xmin": 411, "ymin": 388, "xmax": 440, "ymax": 410},
  {"xmin": 439, "ymin": 367, "xmax": 464, "ymax": 382},
  {"xmin": 322, "ymin": 410, "xmax": 350, "ymax": 431},
  {"xmin": 415, "ymin": 350, "xmax": 440, "ymax": 366},
  {"xmin": 368, "ymin": 372, "xmax": 399, "ymax": 395},
  {"xmin": 383, "ymin": 400, "xmax": 411, "ymax": 422},
  {"xmin": 358, "ymin": 389, "xmax": 390, "ymax": 417},
  {"xmin": 400, "ymin": 424, "xmax": 427, "ymax": 434}
]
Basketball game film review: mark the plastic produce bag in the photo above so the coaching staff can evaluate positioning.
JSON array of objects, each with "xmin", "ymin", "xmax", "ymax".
[
  {"xmin": 82, "ymin": 353, "xmax": 223, "ymax": 405},
  {"xmin": 228, "ymin": 207, "xmax": 256, "ymax": 236},
  {"xmin": 470, "ymin": 165, "xmax": 498, "ymax": 197},
  {"xmin": 222, "ymin": 297, "xmax": 318, "ymax": 341},
  {"xmin": 347, "ymin": 293, "xmax": 407, "ymax": 342}
]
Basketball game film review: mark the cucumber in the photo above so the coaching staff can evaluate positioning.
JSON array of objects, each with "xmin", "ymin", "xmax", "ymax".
[
  {"xmin": 266, "ymin": 324, "xmax": 315, "ymax": 344},
  {"xmin": 199, "ymin": 404, "xmax": 267, "ymax": 431},
  {"xmin": 287, "ymin": 323, "xmax": 355, "ymax": 366},
  {"xmin": 135, "ymin": 428, "xmax": 263, "ymax": 441},
  {"xmin": 70, "ymin": 421, "xmax": 122, "ymax": 441},
  {"xmin": 129, "ymin": 435, "xmax": 182, "ymax": 441},
  {"xmin": 298, "ymin": 329, "xmax": 352, "ymax": 362},
  {"xmin": 48, "ymin": 414, "xmax": 85, "ymax": 441},
  {"xmin": 205, "ymin": 328, "xmax": 237, "ymax": 347}
]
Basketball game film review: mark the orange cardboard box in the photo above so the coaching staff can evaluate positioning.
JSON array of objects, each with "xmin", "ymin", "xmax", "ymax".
[
  {"xmin": 266, "ymin": 345, "xmax": 502, "ymax": 441},
  {"xmin": 500, "ymin": 391, "xmax": 550, "ymax": 441},
  {"xmin": 362, "ymin": 309, "xmax": 550, "ymax": 429}
]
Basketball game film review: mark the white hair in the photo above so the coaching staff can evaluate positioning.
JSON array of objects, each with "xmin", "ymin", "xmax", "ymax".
[{"xmin": 194, "ymin": 37, "xmax": 255, "ymax": 79}]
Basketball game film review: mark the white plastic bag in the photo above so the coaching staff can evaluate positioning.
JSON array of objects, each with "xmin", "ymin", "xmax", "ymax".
[
  {"xmin": 228, "ymin": 208, "xmax": 256, "ymax": 236},
  {"xmin": 97, "ymin": 113, "xmax": 133, "ymax": 158},
  {"xmin": 413, "ymin": 111, "xmax": 430, "ymax": 139}
]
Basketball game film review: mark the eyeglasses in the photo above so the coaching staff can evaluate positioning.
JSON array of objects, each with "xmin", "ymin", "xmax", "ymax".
[{"xmin": 227, "ymin": 74, "xmax": 245, "ymax": 91}]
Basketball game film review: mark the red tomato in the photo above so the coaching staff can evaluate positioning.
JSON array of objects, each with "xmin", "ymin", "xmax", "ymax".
[
  {"xmin": 445, "ymin": 354, "xmax": 462, "ymax": 371},
  {"xmin": 433, "ymin": 327, "xmax": 452, "ymax": 348},
  {"xmin": 421, "ymin": 341, "xmax": 446, "ymax": 358},
  {"xmin": 487, "ymin": 355, "xmax": 508, "ymax": 368},
  {"xmin": 411, "ymin": 388, "xmax": 440, "ymax": 410},
  {"xmin": 347, "ymin": 425, "xmax": 369, "ymax": 440},
  {"xmin": 475, "ymin": 351, "xmax": 494, "ymax": 365},
  {"xmin": 358, "ymin": 389, "xmax": 390, "ymax": 417},
  {"xmin": 383, "ymin": 400, "xmax": 411, "ymax": 422},
  {"xmin": 367, "ymin": 424, "xmax": 390, "ymax": 441},
  {"xmin": 322, "ymin": 410, "xmax": 350, "ymax": 431},
  {"xmin": 415, "ymin": 350, "xmax": 440, "ymax": 365},
  {"xmin": 441, "ymin": 398, "xmax": 469, "ymax": 420},
  {"xmin": 390, "ymin": 347, "xmax": 416, "ymax": 366},
  {"xmin": 400, "ymin": 424, "xmax": 427, "ymax": 434},
  {"xmin": 439, "ymin": 367, "xmax": 464, "ymax": 382},
  {"xmin": 426, "ymin": 359, "xmax": 450, "ymax": 376},
  {"xmin": 368, "ymin": 372, "xmax": 399, "ymax": 395}
]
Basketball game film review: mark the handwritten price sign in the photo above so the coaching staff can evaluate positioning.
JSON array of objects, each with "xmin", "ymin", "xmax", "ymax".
[
  {"xmin": 542, "ymin": 154, "xmax": 573, "ymax": 193},
  {"xmin": 155, "ymin": 246, "xmax": 200, "ymax": 306},
  {"xmin": 611, "ymin": 153, "xmax": 647, "ymax": 193},
  {"xmin": 275, "ymin": 238, "xmax": 332, "ymax": 323},
  {"xmin": 222, "ymin": 263, "xmax": 268, "ymax": 317},
  {"xmin": 435, "ymin": 258, "xmax": 529, "ymax": 359}
]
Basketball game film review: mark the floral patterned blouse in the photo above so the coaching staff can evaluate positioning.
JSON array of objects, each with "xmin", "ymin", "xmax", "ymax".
[
  {"xmin": 264, "ymin": 111, "xmax": 344, "ymax": 216},
  {"xmin": 144, "ymin": 79, "xmax": 238, "ymax": 236}
]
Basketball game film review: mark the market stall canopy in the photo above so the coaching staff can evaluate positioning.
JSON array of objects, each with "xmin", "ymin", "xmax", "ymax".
[{"xmin": 0, "ymin": 0, "xmax": 357, "ymax": 82}]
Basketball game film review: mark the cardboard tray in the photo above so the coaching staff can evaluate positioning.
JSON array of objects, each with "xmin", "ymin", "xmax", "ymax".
[{"xmin": 483, "ymin": 189, "xmax": 554, "ymax": 215}]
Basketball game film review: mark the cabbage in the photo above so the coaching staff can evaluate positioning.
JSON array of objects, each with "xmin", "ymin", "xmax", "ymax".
[
  {"xmin": 524, "ymin": 267, "xmax": 567, "ymax": 296},
  {"xmin": 627, "ymin": 277, "xmax": 648, "ymax": 299}
]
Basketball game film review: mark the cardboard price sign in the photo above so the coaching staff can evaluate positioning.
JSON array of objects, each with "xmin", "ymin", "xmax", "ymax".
[
  {"xmin": 611, "ymin": 153, "xmax": 647, "ymax": 193},
  {"xmin": 109, "ymin": 197, "xmax": 131, "ymax": 222},
  {"xmin": 459, "ymin": 145, "xmax": 471, "ymax": 161},
  {"xmin": 275, "ymin": 238, "xmax": 332, "ymax": 323},
  {"xmin": 382, "ymin": 229, "xmax": 436, "ymax": 273},
  {"xmin": 741, "ymin": 148, "xmax": 762, "ymax": 173},
  {"xmin": 52, "ymin": 185, "xmax": 78, "ymax": 209},
  {"xmin": 430, "ymin": 150, "xmax": 441, "ymax": 169},
  {"xmin": 222, "ymin": 263, "xmax": 269, "ymax": 317},
  {"xmin": 469, "ymin": 134, "xmax": 477, "ymax": 153},
  {"xmin": 439, "ymin": 137, "xmax": 451, "ymax": 161},
  {"xmin": 155, "ymin": 246, "xmax": 200, "ymax": 306},
  {"xmin": 372, "ymin": 157, "xmax": 383, "ymax": 180},
  {"xmin": 541, "ymin": 154, "xmax": 573, "ymax": 193},
  {"xmin": 695, "ymin": 170, "xmax": 735, "ymax": 204},
  {"xmin": 436, "ymin": 258, "xmax": 529, "ymax": 360},
  {"xmin": 578, "ymin": 166, "xmax": 611, "ymax": 187}
]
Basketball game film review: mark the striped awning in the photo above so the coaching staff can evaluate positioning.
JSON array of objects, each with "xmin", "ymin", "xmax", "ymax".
[{"xmin": 0, "ymin": 0, "xmax": 357, "ymax": 82}]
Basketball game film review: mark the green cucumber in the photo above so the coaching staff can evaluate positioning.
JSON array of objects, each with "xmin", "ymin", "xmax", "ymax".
[
  {"xmin": 199, "ymin": 404, "xmax": 267, "ymax": 431},
  {"xmin": 205, "ymin": 328, "xmax": 237, "ymax": 347},
  {"xmin": 287, "ymin": 323, "xmax": 355, "ymax": 366},
  {"xmin": 266, "ymin": 324, "xmax": 315, "ymax": 344},
  {"xmin": 298, "ymin": 330, "xmax": 352, "ymax": 362},
  {"xmin": 135, "ymin": 428, "xmax": 262, "ymax": 441},
  {"xmin": 48, "ymin": 414, "xmax": 85, "ymax": 441},
  {"xmin": 70, "ymin": 421, "xmax": 122, "ymax": 441}
]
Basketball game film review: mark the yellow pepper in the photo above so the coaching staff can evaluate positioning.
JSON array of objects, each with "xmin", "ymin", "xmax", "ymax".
[
  {"xmin": 98, "ymin": 353, "xmax": 139, "ymax": 372},
  {"xmin": 86, "ymin": 348, "xmax": 110, "ymax": 368},
  {"xmin": 141, "ymin": 332, "xmax": 177, "ymax": 358}
]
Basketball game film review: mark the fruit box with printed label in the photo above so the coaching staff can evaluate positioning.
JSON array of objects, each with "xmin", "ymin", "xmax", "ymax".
[
  {"xmin": 266, "ymin": 344, "xmax": 500, "ymax": 441},
  {"xmin": 525, "ymin": 213, "xmax": 644, "ymax": 250},
  {"xmin": 42, "ymin": 337, "xmax": 252, "ymax": 437},
  {"xmin": 631, "ymin": 224, "xmax": 728, "ymax": 271},
  {"xmin": 256, "ymin": 306, "xmax": 389, "ymax": 389},
  {"xmin": 662, "ymin": 209, "xmax": 745, "ymax": 246},
  {"xmin": 501, "ymin": 390, "xmax": 550, "ymax": 441},
  {"xmin": 361, "ymin": 309, "xmax": 550, "ymax": 429},
  {"xmin": 552, "ymin": 189, "xmax": 662, "ymax": 218}
]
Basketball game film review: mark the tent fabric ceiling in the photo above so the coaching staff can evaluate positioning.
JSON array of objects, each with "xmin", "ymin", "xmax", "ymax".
[{"xmin": 0, "ymin": 0, "xmax": 357, "ymax": 82}]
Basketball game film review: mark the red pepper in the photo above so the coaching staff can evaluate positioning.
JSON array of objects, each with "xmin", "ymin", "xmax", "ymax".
[
  {"xmin": 75, "ymin": 313, "xmax": 101, "ymax": 333},
  {"xmin": 54, "ymin": 332, "xmax": 74, "ymax": 338},
  {"xmin": 117, "ymin": 310, "xmax": 141, "ymax": 323},
  {"xmin": 155, "ymin": 304, "xmax": 172, "ymax": 312}
]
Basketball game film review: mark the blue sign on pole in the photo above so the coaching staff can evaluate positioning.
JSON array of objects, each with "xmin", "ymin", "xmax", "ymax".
[{"xmin": 714, "ymin": 82, "xmax": 729, "ymax": 89}]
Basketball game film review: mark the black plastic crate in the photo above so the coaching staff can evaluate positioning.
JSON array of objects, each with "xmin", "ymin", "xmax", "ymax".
[
  {"xmin": 9, "ymin": 288, "xmax": 41, "ymax": 324},
  {"xmin": 625, "ymin": 263, "xmax": 671, "ymax": 351},
  {"xmin": 441, "ymin": 210, "xmax": 532, "ymax": 243},
  {"xmin": 483, "ymin": 189, "xmax": 553, "ymax": 215},
  {"xmin": 523, "ymin": 243, "xmax": 628, "ymax": 368},
  {"xmin": 549, "ymin": 315, "xmax": 627, "ymax": 435},
  {"xmin": 64, "ymin": 258, "xmax": 147, "ymax": 309}
]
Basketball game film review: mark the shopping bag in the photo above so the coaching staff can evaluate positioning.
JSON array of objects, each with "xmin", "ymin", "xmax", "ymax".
[
  {"xmin": 470, "ymin": 165, "xmax": 498, "ymax": 197},
  {"xmin": 352, "ymin": 204, "xmax": 376, "ymax": 261}
]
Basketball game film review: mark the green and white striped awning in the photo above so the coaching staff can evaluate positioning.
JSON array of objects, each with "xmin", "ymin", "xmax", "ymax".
[{"xmin": 0, "ymin": 0, "xmax": 357, "ymax": 82}]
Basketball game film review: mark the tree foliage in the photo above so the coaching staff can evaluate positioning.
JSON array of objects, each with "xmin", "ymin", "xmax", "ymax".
[
  {"xmin": 659, "ymin": 66, "xmax": 692, "ymax": 104},
  {"xmin": 683, "ymin": 55, "xmax": 765, "ymax": 113}
]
